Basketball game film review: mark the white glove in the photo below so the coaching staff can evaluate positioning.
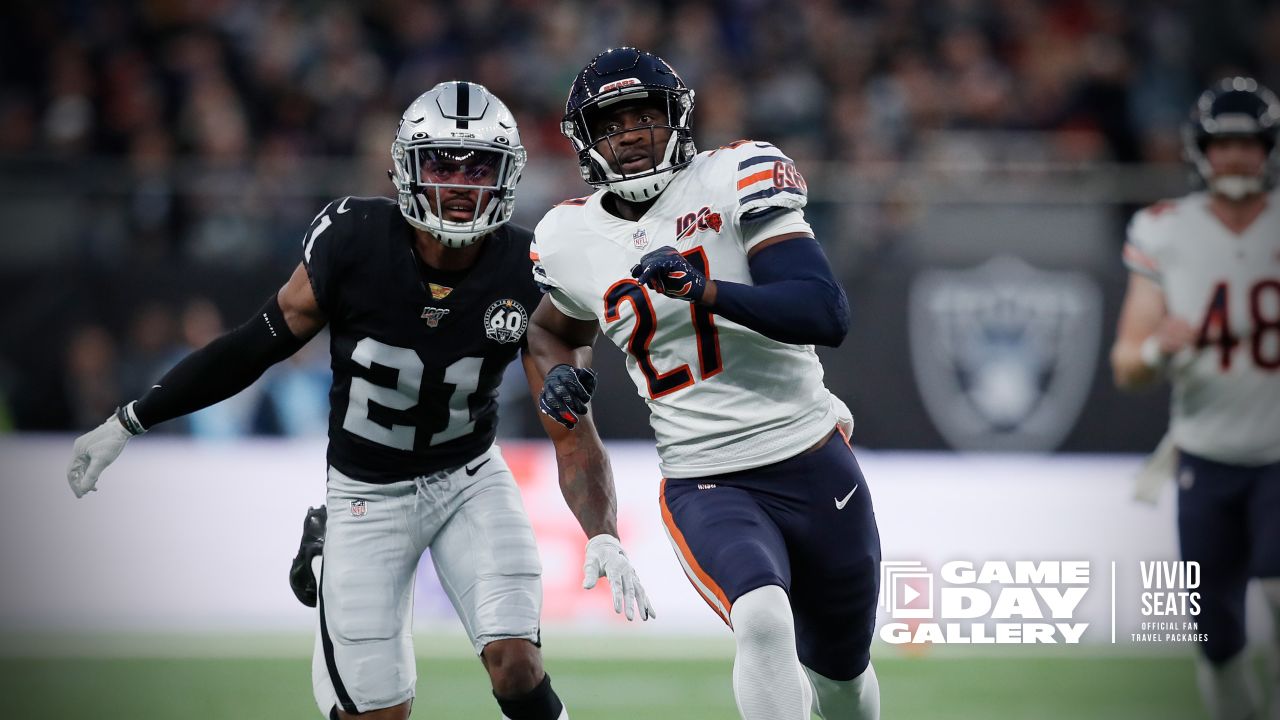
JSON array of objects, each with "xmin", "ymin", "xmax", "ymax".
[
  {"xmin": 67, "ymin": 411, "xmax": 137, "ymax": 498},
  {"xmin": 583, "ymin": 534, "xmax": 656, "ymax": 621},
  {"xmin": 832, "ymin": 396, "xmax": 855, "ymax": 443},
  {"xmin": 1133, "ymin": 432, "xmax": 1177, "ymax": 506}
]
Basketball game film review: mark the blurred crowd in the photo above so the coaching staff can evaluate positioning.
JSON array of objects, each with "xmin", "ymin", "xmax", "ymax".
[{"xmin": 1, "ymin": 0, "xmax": 1276, "ymax": 433}]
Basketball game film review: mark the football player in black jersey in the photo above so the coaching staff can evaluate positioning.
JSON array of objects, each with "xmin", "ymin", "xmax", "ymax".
[{"xmin": 65, "ymin": 81, "xmax": 653, "ymax": 720}]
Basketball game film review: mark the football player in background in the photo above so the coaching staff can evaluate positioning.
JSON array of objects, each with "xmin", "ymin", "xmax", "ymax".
[
  {"xmin": 1112, "ymin": 77, "xmax": 1280, "ymax": 720},
  {"xmin": 527, "ymin": 48, "xmax": 881, "ymax": 720},
  {"xmin": 65, "ymin": 81, "xmax": 653, "ymax": 720}
]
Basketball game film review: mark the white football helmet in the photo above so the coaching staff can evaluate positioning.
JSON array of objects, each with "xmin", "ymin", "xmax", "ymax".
[{"xmin": 391, "ymin": 81, "xmax": 527, "ymax": 247}]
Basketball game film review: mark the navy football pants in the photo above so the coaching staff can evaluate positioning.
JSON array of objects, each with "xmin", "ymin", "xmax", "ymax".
[
  {"xmin": 1177, "ymin": 450, "xmax": 1280, "ymax": 664},
  {"xmin": 661, "ymin": 432, "xmax": 882, "ymax": 681}
]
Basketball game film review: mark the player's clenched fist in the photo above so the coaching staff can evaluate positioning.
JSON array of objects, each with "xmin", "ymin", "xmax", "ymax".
[
  {"xmin": 66, "ymin": 406, "xmax": 143, "ymax": 498},
  {"xmin": 631, "ymin": 246, "xmax": 707, "ymax": 302},
  {"xmin": 539, "ymin": 363, "xmax": 597, "ymax": 429}
]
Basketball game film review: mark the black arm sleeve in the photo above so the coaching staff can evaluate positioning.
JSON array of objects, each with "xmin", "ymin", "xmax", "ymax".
[
  {"xmin": 132, "ymin": 294, "xmax": 307, "ymax": 429},
  {"xmin": 708, "ymin": 237, "xmax": 850, "ymax": 347}
]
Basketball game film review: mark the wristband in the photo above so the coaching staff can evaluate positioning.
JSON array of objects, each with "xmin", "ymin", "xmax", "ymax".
[
  {"xmin": 115, "ymin": 400, "xmax": 148, "ymax": 435},
  {"xmin": 1140, "ymin": 336, "xmax": 1169, "ymax": 371}
]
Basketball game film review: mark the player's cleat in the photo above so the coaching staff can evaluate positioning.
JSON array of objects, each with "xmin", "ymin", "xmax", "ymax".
[{"xmin": 288, "ymin": 505, "xmax": 327, "ymax": 607}]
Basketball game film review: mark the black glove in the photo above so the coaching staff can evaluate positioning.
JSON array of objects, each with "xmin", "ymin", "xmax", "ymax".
[
  {"xmin": 631, "ymin": 246, "xmax": 707, "ymax": 302},
  {"xmin": 539, "ymin": 364, "xmax": 598, "ymax": 429},
  {"xmin": 288, "ymin": 506, "xmax": 327, "ymax": 608}
]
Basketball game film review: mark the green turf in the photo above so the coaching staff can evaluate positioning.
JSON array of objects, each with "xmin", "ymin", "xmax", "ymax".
[{"xmin": 0, "ymin": 653, "xmax": 1208, "ymax": 720}]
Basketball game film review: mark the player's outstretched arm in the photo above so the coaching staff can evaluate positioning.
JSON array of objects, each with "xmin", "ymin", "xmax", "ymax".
[
  {"xmin": 631, "ymin": 233, "xmax": 850, "ymax": 346},
  {"xmin": 66, "ymin": 264, "xmax": 325, "ymax": 498},
  {"xmin": 524, "ymin": 356, "xmax": 655, "ymax": 622},
  {"xmin": 523, "ymin": 351, "xmax": 617, "ymax": 540},
  {"xmin": 523, "ymin": 303, "xmax": 655, "ymax": 620},
  {"xmin": 1111, "ymin": 272, "xmax": 1194, "ymax": 390}
]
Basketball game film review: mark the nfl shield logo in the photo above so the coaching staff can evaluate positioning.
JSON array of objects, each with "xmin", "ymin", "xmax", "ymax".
[
  {"xmin": 632, "ymin": 228, "xmax": 649, "ymax": 250},
  {"xmin": 350, "ymin": 500, "xmax": 367, "ymax": 517},
  {"xmin": 908, "ymin": 256, "xmax": 1101, "ymax": 451}
]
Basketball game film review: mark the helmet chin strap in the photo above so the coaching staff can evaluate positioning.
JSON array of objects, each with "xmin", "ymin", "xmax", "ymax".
[
  {"xmin": 408, "ymin": 190, "xmax": 503, "ymax": 247},
  {"xmin": 1210, "ymin": 174, "xmax": 1264, "ymax": 200},
  {"xmin": 592, "ymin": 132, "xmax": 682, "ymax": 202}
]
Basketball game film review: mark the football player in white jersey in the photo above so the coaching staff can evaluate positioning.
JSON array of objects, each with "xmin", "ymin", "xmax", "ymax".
[
  {"xmin": 1112, "ymin": 77, "xmax": 1280, "ymax": 720},
  {"xmin": 526, "ymin": 48, "xmax": 881, "ymax": 720}
]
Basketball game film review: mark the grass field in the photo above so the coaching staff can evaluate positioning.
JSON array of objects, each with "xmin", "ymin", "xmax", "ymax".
[{"xmin": 0, "ymin": 635, "xmax": 1212, "ymax": 720}]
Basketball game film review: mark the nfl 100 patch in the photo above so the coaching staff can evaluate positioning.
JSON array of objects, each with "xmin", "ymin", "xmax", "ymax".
[
  {"xmin": 908, "ymin": 256, "xmax": 1101, "ymax": 452},
  {"xmin": 484, "ymin": 298, "xmax": 528, "ymax": 344},
  {"xmin": 421, "ymin": 307, "xmax": 449, "ymax": 327}
]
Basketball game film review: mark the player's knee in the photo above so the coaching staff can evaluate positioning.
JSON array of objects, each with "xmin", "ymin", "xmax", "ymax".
[
  {"xmin": 731, "ymin": 585, "xmax": 797, "ymax": 652},
  {"xmin": 1262, "ymin": 578, "xmax": 1280, "ymax": 635},
  {"xmin": 1201, "ymin": 631, "xmax": 1248, "ymax": 665},
  {"xmin": 1260, "ymin": 578, "xmax": 1280, "ymax": 610},
  {"xmin": 482, "ymin": 638, "xmax": 544, "ymax": 697}
]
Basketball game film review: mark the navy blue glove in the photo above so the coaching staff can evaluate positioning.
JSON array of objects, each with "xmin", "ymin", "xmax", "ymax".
[
  {"xmin": 539, "ymin": 364, "xmax": 598, "ymax": 429},
  {"xmin": 631, "ymin": 246, "xmax": 707, "ymax": 302}
]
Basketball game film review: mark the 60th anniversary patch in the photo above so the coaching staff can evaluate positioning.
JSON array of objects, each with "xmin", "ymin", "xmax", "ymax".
[{"xmin": 484, "ymin": 298, "xmax": 528, "ymax": 344}]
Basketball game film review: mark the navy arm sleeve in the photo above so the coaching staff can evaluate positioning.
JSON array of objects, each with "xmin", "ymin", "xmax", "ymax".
[
  {"xmin": 708, "ymin": 237, "xmax": 850, "ymax": 347},
  {"xmin": 131, "ymin": 294, "xmax": 307, "ymax": 429}
]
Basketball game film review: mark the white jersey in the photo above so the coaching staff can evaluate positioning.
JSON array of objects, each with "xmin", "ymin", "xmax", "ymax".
[
  {"xmin": 532, "ymin": 140, "xmax": 847, "ymax": 478},
  {"xmin": 1124, "ymin": 190, "xmax": 1280, "ymax": 465}
]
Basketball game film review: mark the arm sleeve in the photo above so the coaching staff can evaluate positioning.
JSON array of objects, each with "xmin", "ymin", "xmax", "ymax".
[
  {"xmin": 132, "ymin": 294, "xmax": 307, "ymax": 429},
  {"xmin": 709, "ymin": 237, "xmax": 850, "ymax": 347}
]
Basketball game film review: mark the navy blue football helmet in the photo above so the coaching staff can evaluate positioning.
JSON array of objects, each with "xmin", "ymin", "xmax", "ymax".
[
  {"xmin": 1183, "ymin": 76, "xmax": 1279, "ymax": 198},
  {"xmin": 562, "ymin": 47, "xmax": 696, "ymax": 202}
]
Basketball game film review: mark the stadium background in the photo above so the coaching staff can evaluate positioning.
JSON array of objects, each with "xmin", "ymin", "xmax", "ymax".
[{"xmin": 1, "ymin": 0, "xmax": 1277, "ymax": 718}]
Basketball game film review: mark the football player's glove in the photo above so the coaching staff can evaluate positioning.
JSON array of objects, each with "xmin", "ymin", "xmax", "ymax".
[
  {"xmin": 631, "ymin": 246, "xmax": 706, "ymax": 302},
  {"xmin": 582, "ymin": 534, "xmax": 656, "ymax": 621},
  {"xmin": 539, "ymin": 363, "xmax": 597, "ymax": 430},
  {"xmin": 66, "ymin": 403, "xmax": 144, "ymax": 498},
  {"xmin": 288, "ymin": 505, "xmax": 327, "ymax": 607}
]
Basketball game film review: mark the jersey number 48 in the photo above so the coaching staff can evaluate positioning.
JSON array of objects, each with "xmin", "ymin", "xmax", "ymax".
[{"xmin": 1197, "ymin": 279, "xmax": 1280, "ymax": 371}]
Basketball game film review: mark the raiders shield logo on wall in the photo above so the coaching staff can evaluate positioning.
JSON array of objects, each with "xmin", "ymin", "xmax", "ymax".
[{"xmin": 908, "ymin": 256, "xmax": 1102, "ymax": 452}]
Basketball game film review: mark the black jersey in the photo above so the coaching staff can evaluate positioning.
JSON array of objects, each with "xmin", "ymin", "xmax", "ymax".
[{"xmin": 302, "ymin": 196, "xmax": 542, "ymax": 483}]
